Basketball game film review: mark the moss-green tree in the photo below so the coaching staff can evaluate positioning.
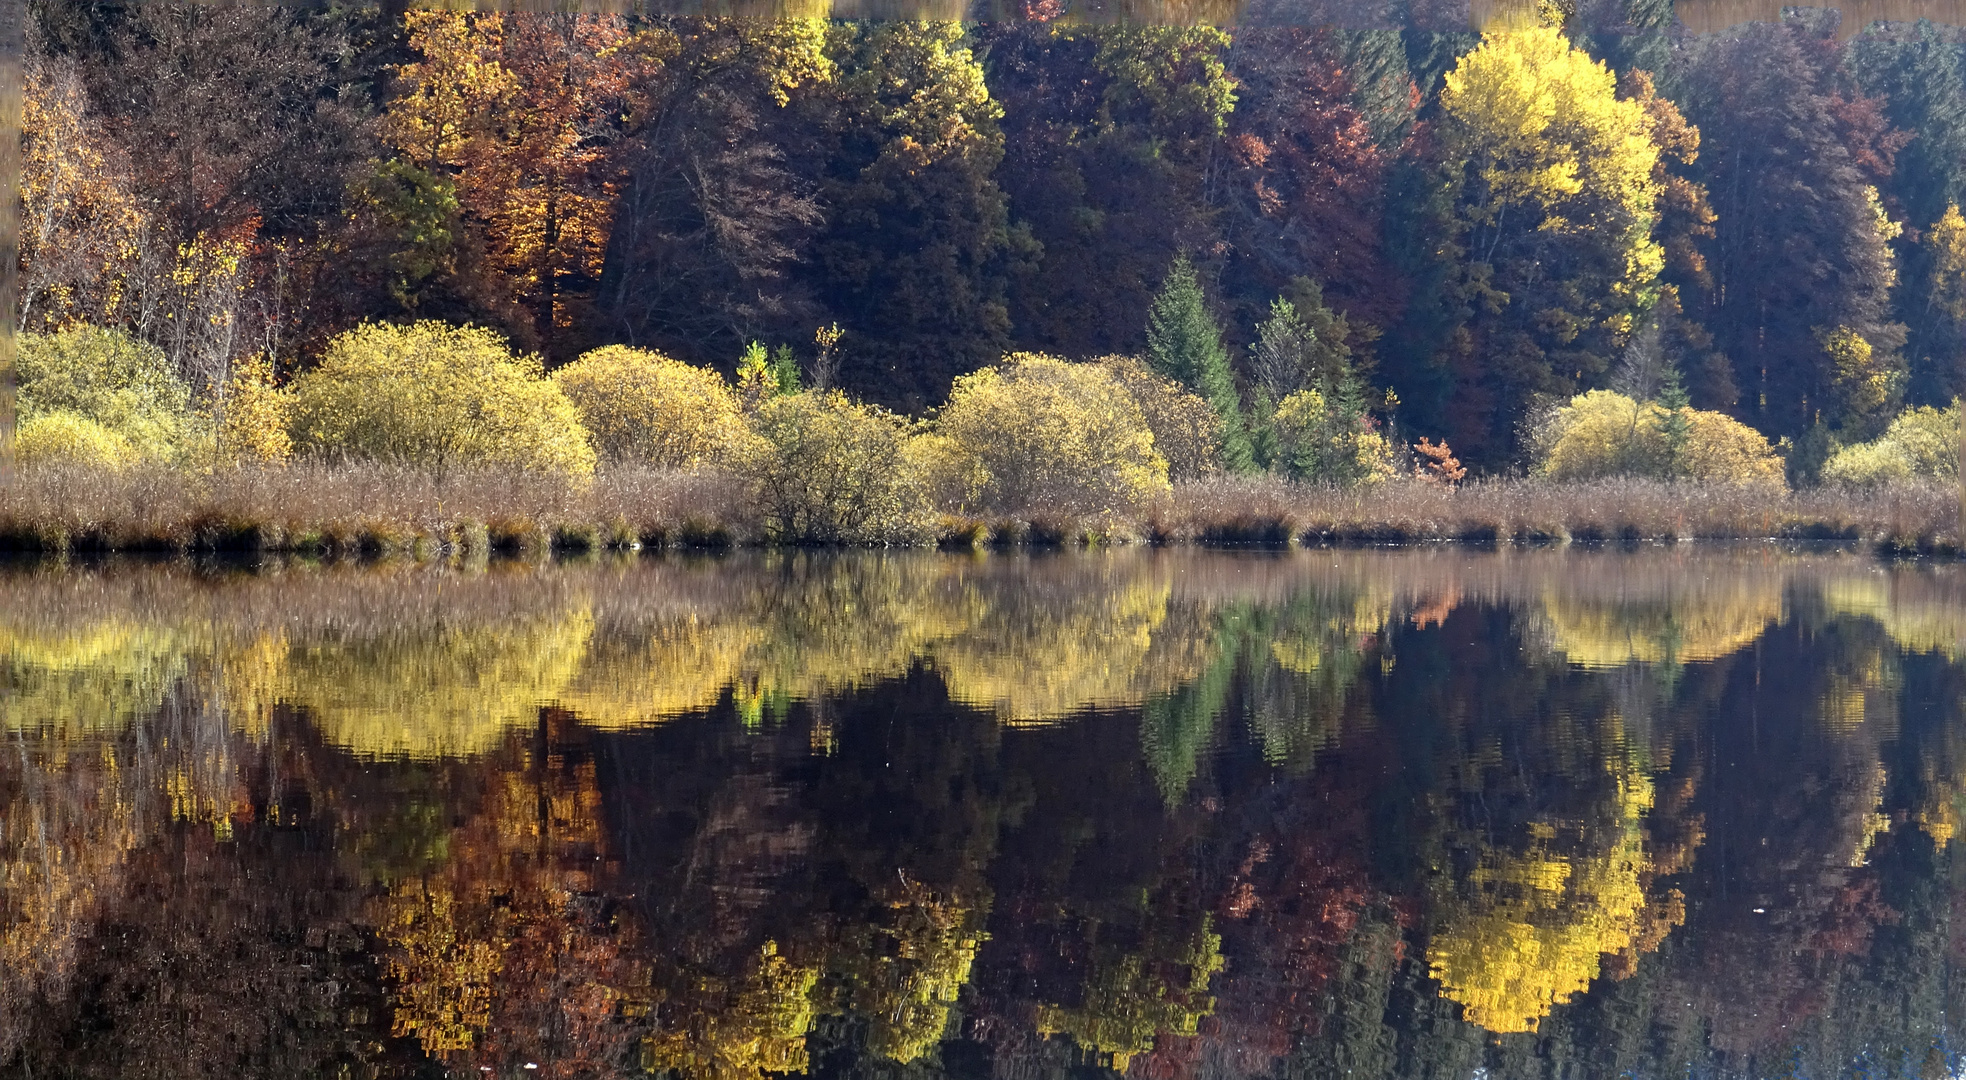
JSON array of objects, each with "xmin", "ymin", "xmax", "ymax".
[{"xmin": 18, "ymin": 326, "xmax": 193, "ymax": 461}]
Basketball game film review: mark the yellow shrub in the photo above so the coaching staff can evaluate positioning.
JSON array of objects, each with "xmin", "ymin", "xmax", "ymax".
[
  {"xmin": 1822, "ymin": 440, "xmax": 1912, "ymax": 487},
  {"xmin": 1541, "ymin": 390, "xmax": 1785, "ymax": 488},
  {"xmin": 1540, "ymin": 390, "xmax": 1666, "ymax": 481},
  {"xmin": 1271, "ymin": 388, "xmax": 1397, "ymax": 487},
  {"xmin": 739, "ymin": 390, "xmax": 933, "ymax": 544},
  {"xmin": 216, "ymin": 356, "xmax": 293, "ymax": 464},
  {"xmin": 1680, "ymin": 409, "xmax": 1788, "ymax": 488},
  {"xmin": 15, "ymin": 411, "xmax": 139, "ymax": 471},
  {"xmin": 289, "ymin": 321, "xmax": 595, "ymax": 476},
  {"xmin": 552, "ymin": 345, "xmax": 752, "ymax": 468},
  {"xmin": 935, "ymin": 354, "xmax": 1171, "ymax": 516},
  {"xmin": 1822, "ymin": 403, "xmax": 1960, "ymax": 486},
  {"xmin": 1094, "ymin": 355, "xmax": 1221, "ymax": 481},
  {"xmin": 19, "ymin": 325, "xmax": 191, "ymax": 460}
]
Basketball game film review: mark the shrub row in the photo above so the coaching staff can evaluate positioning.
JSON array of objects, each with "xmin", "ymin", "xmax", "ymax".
[
  {"xmin": 13, "ymin": 321, "xmax": 1962, "ymax": 549},
  {"xmin": 18, "ymin": 323, "xmax": 1241, "ymax": 543}
]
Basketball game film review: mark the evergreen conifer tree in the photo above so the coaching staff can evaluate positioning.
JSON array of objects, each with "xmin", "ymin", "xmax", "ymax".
[
  {"xmin": 1657, "ymin": 364, "xmax": 1691, "ymax": 478},
  {"xmin": 1147, "ymin": 254, "xmax": 1254, "ymax": 473}
]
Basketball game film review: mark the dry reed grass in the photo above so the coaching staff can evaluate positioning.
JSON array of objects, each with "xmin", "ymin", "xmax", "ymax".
[
  {"xmin": 0, "ymin": 463, "xmax": 752, "ymax": 556},
  {"xmin": 0, "ymin": 465, "xmax": 1959, "ymax": 558},
  {"xmin": 1149, "ymin": 476, "xmax": 1964, "ymax": 555}
]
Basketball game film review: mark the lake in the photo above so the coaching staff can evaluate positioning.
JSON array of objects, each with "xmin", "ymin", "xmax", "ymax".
[{"xmin": 2, "ymin": 547, "xmax": 1963, "ymax": 1079}]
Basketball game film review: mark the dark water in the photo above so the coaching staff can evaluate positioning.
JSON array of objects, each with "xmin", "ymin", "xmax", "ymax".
[{"xmin": 3, "ymin": 548, "xmax": 1965, "ymax": 1080}]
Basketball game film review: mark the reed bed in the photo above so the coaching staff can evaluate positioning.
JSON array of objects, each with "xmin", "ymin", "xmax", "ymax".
[
  {"xmin": 1150, "ymin": 476, "xmax": 1965, "ymax": 554},
  {"xmin": 0, "ymin": 463, "xmax": 751, "ymax": 556},
  {"xmin": 0, "ymin": 464, "xmax": 1959, "ymax": 558}
]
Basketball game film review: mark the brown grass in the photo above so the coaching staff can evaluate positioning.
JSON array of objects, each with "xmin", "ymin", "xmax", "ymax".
[
  {"xmin": 1, "ymin": 465, "xmax": 1959, "ymax": 558},
  {"xmin": 0, "ymin": 463, "xmax": 753, "ymax": 556},
  {"xmin": 1148, "ymin": 476, "xmax": 1964, "ymax": 555}
]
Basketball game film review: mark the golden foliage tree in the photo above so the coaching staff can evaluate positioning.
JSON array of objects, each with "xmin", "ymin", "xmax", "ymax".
[
  {"xmin": 1094, "ymin": 355, "xmax": 1221, "ymax": 482},
  {"xmin": 1269, "ymin": 387, "xmax": 1398, "ymax": 487},
  {"xmin": 384, "ymin": 12, "xmax": 651, "ymax": 345},
  {"xmin": 1822, "ymin": 401, "xmax": 1961, "ymax": 486},
  {"xmin": 214, "ymin": 355, "xmax": 292, "ymax": 464},
  {"xmin": 19, "ymin": 55, "xmax": 148, "ymax": 332},
  {"xmin": 14, "ymin": 413, "xmax": 140, "ymax": 471},
  {"xmin": 1537, "ymin": 389, "xmax": 1786, "ymax": 487},
  {"xmin": 738, "ymin": 391, "xmax": 932, "ymax": 544},
  {"xmin": 1436, "ymin": 22, "xmax": 1667, "ymax": 463},
  {"xmin": 18, "ymin": 326, "xmax": 193, "ymax": 461}
]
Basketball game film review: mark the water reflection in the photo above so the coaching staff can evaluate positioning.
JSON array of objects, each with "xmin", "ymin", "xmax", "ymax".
[{"xmin": 2, "ymin": 549, "xmax": 1965, "ymax": 1078}]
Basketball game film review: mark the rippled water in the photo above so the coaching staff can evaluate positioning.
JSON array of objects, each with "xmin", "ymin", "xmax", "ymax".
[{"xmin": 2, "ymin": 548, "xmax": 1964, "ymax": 1079}]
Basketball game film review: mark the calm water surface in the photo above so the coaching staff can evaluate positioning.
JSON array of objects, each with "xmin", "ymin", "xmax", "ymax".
[{"xmin": 3, "ymin": 548, "xmax": 1965, "ymax": 1079}]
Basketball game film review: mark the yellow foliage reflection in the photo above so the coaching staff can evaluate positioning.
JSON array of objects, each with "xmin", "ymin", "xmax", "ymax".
[
  {"xmin": 1426, "ymin": 753, "xmax": 1683, "ymax": 1034},
  {"xmin": 1825, "ymin": 578, "xmax": 1966, "ymax": 662},
  {"xmin": 0, "ymin": 621, "xmax": 190, "ymax": 736},
  {"xmin": 643, "ymin": 941, "xmax": 820, "ymax": 1080},
  {"xmin": 931, "ymin": 573, "xmax": 1192, "ymax": 724},
  {"xmin": 375, "ymin": 878, "xmax": 507, "ymax": 1053},
  {"xmin": 837, "ymin": 877, "xmax": 991, "ymax": 1063},
  {"xmin": 286, "ymin": 612, "xmax": 594, "ymax": 759},
  {"xmin": 1537, "ymin": 583, "xmax": 1783, "ymax": 668},
  {"xmin": 1035, "ymin": 909, "xmax": 1224, "ymax": 1071}
]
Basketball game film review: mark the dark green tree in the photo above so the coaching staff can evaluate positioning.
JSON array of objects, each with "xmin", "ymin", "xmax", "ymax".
[
  {"xmin": 1675, "ymin": 18, "xmax": 1910, "ymax": 441},
  {"xmin": 984, "ymin": 24, "xmax": 1235, "ymax": 360},
  {"xmin": 801, "ymin": 21, "xmax": 1030, "ymax": 412},
  {"xmin": 1849, "ymin": 22, "xmax": 1966, "ymax": 405},
  {"xmin": 1147, "ymin": 255, "xmax": 1255, "ymax": 474}
]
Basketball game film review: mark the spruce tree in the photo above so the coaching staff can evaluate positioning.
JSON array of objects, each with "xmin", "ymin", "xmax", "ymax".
[
  {"xmin": 1147, "ymin": 254, "xmax": 1255, "ymax": 473},
  {"xmin": 1657, "ymin": 364, "xmax": 1691, "ymax": 479}
]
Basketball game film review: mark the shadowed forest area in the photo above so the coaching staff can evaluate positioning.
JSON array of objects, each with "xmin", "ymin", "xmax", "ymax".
[
  {"xmin": 14, "ymin": 0, "xmax": 1966, "ymax": 546},
  {"xmin": 3, "ymin": 549, "xmax": 1966, "ymax": 1077}
]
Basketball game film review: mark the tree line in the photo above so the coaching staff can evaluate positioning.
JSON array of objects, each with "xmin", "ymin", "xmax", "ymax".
[{"xmin": 20, "ymin": 0, "xmax": 1966, "ymax": 476}]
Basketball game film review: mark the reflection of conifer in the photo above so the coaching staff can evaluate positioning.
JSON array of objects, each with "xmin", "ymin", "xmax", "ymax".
[{"xmin": 1139, "ymin": 608, "xmax": 1247, "ymax": 804}]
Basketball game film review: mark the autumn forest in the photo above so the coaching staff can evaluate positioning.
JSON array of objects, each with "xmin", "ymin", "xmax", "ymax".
[{"xmin": 19, "ymin": 0, "xmax": 1966, "ymax": 511}]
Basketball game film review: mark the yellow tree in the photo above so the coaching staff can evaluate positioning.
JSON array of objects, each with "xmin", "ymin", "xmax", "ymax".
[
  {"xmin": 385, "ymin": 12, "xmax": 652, "ymax": 349},
  {"xmin": 20, "ymin": 55, "xmax": 148, "ymax": 332},
  {"xmin": 1435, "ymin": 19, "xmax": 1667, "ymax": 465}
]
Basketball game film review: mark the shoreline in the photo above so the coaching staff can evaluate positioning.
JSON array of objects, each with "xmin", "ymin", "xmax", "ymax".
[{"xmin": 1, "ymin": 464, "xmax": 1960, "ymax": 561}]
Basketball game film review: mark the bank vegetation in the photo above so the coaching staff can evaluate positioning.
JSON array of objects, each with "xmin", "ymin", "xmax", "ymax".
[{"xmin": 5, "ymin": 320, "xmax": 1959, "ymax": 558}]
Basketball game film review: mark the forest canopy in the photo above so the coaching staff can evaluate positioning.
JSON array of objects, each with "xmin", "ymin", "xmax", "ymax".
[{"xmin": 17, "ymin": 0, "xmax": 1966, "ymax": 477}]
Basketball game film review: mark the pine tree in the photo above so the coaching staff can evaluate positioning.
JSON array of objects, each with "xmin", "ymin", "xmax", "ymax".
[
  {"xmin": 1657, "ymin": 364, "xmax": 1691, "ymax": 478},
  {"xmin": 1147, "ymin": 255, "xmax": 1254, "ymax": 473}
]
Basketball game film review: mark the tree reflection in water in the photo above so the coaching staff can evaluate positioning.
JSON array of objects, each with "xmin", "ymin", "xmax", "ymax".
[{"xmin": 1, "ymin": 549, "xmax": 1965, "ymax": 1078}]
